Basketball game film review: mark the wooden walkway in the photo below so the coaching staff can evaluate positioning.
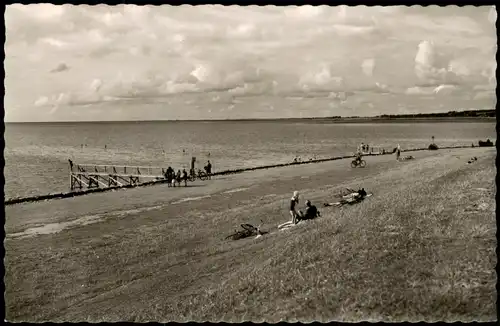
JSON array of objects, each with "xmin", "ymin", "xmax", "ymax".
[{"xmin": 69, "ymin": 163, "xmax": 167, "ymax": 191}]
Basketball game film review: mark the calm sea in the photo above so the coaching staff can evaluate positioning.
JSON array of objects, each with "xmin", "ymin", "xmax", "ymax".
[{"xmin": 4, "ymin": 120, "xmax": 496, "ymax": 199}]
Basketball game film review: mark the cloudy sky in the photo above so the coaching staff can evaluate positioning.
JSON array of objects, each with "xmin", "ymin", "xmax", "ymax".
[{"xmin": 4, "ymin": 5, "xmax": 497, "ymax": 122}]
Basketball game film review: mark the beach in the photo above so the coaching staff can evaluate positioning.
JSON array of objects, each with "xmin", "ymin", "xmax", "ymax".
[{"xmin": 5, "ymin": 146, "xmax": 496, "ymax": 322}]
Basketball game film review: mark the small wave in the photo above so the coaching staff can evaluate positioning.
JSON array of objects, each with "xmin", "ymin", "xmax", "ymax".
[
  {"xmin": 222, "ymin": 187, "xmax": 250, "ymax": 194},
  {"xmin": 172, "ymin": 195, "xmax": 211, "ymax": 204}
]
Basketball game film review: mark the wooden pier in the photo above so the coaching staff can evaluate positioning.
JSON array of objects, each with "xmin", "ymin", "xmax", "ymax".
[{"xmin": 69, "ymin": 163, "xmax": 167, "ymax": 191}]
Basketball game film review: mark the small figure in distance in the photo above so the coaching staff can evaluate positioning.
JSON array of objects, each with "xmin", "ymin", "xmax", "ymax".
[
  {"xmin": 206, "ymin": 160, "xmax": 212, "ymax": 180},
  {"xmin": 176, "ymin": 169, "xmax": 182, "ymax": 187},
  {"xmin": 165, "ymin": 166, "xmax": 174, "ymax": 187},
  {"xmin": 182, "ymin": 168, "xmax": 188, "ymax": 187},
  {"xmin": 355, "ymin": 144, "xmax": 363, "ymax": 164}
]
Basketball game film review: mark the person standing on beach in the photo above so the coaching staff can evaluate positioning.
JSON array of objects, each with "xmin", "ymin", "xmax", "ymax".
[
  {"xmin": 176, "ymin": 169, "xmax": 182, "ymax": 187},
  {"xmin": 396, "ymin": 144, "xmax": 401, "ymax": 161},
  {"xmin": 358, "ymin": 142, "xmax": 364, "ymax": 154},
  {"xmin": 206, "ymin": 160, "xmax": 212, "ymax": 180},
  {"xmin": 165, "ymin": 167, "xmax": 172, "ymax": 187},
  {"xmin": 355, "ymin": 144, "xmax": 363, "ymax": 163},
  {"xmin": 290, "ymin": 191, "xmax": 300, "ymax": 225},
  {"xmin": 182, "ymin": 169, "xmax": 188, "ymax": 187}
]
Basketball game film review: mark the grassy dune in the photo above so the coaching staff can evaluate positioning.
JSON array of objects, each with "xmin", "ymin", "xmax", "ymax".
[{"xmin": 5, "ymin": 148, "xmax": 496, "ymax": 322}]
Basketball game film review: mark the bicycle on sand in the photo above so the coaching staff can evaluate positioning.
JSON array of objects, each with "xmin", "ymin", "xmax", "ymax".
[
  {"xmin": 225, "ymin": 221, "xmax": 267, "ymax": 240},
  {"xmin": 351, "ymin": 158, "xmax": 366, "ymax": 168}
]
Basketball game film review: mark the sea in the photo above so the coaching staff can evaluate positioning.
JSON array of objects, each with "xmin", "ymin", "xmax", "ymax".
[{"xmin": 4, "ymin": 120, "xmax": 496, "ymax": 199}]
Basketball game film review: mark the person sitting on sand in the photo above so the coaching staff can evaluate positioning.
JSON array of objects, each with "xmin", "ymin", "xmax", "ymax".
[
  {"xmin": 297, "ymin": 200, "xmax": 321, "ymax": 222},
  {"xmin": 290, "ymin": 191, "xmax": 300, "ymax": 224},
  {"xmin": 324, "ymin": 188, "xmax": 367, "ymax": 207}
]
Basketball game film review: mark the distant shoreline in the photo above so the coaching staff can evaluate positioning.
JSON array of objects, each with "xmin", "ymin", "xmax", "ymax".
[{"xmin": 5, "ymin": 116, "xmax": 496, "ymax": 125}]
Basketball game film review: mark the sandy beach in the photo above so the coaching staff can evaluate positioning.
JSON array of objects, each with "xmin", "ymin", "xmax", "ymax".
[{"xmin": 5, "ymin": 147, "xmax": 496, "ymax": 322}]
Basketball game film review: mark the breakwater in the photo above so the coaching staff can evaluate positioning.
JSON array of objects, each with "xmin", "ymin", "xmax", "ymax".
[{"xmin": 3, "ymin": 145, "xmax": 480, "ymax": 206}]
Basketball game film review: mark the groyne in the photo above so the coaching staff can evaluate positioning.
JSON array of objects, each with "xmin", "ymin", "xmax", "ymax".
[{"xmin": 3, "ymin": 145, "xmax": 482, "ymax": 206}]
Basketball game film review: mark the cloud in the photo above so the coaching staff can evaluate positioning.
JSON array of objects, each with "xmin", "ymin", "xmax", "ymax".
[
  {"xmin": 5, "ymin": 5, "xmax": 498, "ymax": 121},
  {"xmin": 50, "ymin": 63, "xmax": 70, "ymax": 73},
  {"xmin": 405, "ymin": 86, "xmax": 435, "ymax": 95},
  {"xmin": 90, "ymin": 79, "xmax": 103, "ymax": 92},
  {"xmin": 34, "ymin": 96, "xmax": 49, "ymax": 107},
  {"xmin": 298, "ymin": 64, "xmax": 344, "ymax": 91},
  {"xmin": 414, "ymin": 40, "xmax": 458, "ymax": 84},
  {"xmin": 433, "ymin": 84, "xmax": 459, "ymax": 95},
  {"xmin": 361, "ymin": 58, "xmax": 375, "ymax": 77}
]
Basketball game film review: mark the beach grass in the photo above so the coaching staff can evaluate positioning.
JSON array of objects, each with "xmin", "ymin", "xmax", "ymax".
[{"xmin": 4, "ymin": 148, "xmax": 496, "ymax": 322}]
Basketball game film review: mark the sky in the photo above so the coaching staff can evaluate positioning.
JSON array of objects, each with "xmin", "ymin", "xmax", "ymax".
[{"xmin": 4, "ymin": 5, "xmax": 497, "ymax": 122}]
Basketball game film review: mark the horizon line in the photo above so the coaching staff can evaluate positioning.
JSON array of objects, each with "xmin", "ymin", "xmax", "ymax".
[{"xmin": 5, "ymin": 109, "xmax": 495, "ymax": 124}]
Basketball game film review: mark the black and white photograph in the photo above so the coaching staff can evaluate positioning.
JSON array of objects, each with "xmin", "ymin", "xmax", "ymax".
[{"xmin": 3, "ymin": 3, "xmax": 497, "ymax": 322}]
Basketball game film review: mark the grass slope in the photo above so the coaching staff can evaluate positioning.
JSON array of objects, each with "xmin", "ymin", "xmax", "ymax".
[{"xmin": 5, "ymin": 149, "xmax": 496, "ymax": 322}]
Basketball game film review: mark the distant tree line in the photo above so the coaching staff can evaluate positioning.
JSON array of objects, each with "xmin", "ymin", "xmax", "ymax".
[{"xmin": 374, "ymin": 109, "xmax": 495, "ymax": 119}]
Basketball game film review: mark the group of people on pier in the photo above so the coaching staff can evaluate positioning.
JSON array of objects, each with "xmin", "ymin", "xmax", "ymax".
[
  {"xmin": 164, "ymin": 167, "xmax": 188, "ymax": 187},
  {"xmin": 163, "ymin": 160, "xmax": 213, "ymax": 187}
]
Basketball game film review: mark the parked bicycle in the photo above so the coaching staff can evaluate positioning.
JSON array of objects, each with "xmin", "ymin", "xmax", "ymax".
[
  {"xmin": 225, "ymin": 222, "xmax": 267, "ymax": 240},
  {"xmin": 188, "ymin": 169, "xmax": 209, "ymax": 181}
]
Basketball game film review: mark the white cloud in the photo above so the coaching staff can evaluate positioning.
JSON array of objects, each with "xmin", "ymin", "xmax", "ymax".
[
  {"xmin": 433, "ymin": 84, "xmax": 459, "ymax": 95},
  {"xmin": 284, "ymin": 5, "xmax": 326, "ymax": 20},
  {"xmin": 90, "ymin": 79, "xmax": 103, "ymax": 92},
  {"xmin": 5, "ymin": 5, "xmax": 498, "ymax": 121},
  {"xmin": 361, "ymin": 58, "xmax": 375, "ymax": 77},
  {"xmin": 405, "ymin": 86, "xmax": 435, "ymax": 95},
  {"xmin": 34, "ymin": 96, "xmax": 49, "ymax": 107},
  {"xmin": 299, "ymin": 64, "xmax": 344, "ymax": 91},
  {"xmin": 414, "ymin": 40, "xmax": 463, "ymax": 85}
]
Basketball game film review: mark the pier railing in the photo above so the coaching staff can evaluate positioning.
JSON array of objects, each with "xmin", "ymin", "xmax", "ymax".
[{"xmin": 70, "ymin": 164, "xmax": 167, "ymax": 191}]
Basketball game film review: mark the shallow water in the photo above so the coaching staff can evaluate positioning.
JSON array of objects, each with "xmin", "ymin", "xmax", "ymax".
[{"xmin": 5, "ymin": 120, "xmax": 496, "ymax": 198}]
